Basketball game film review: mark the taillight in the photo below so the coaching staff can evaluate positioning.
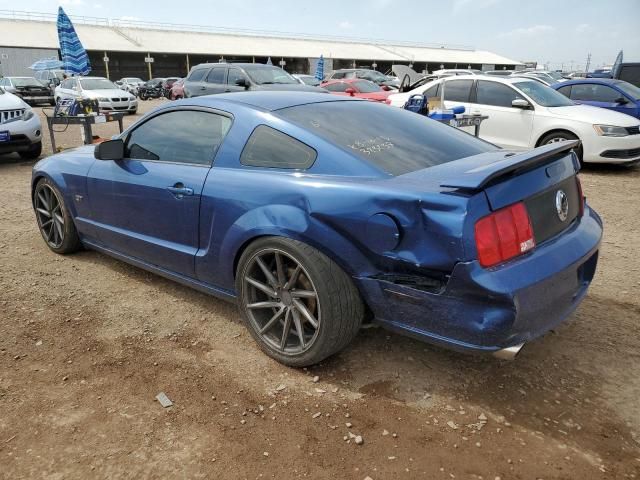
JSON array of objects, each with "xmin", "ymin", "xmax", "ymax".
[
  {"xmin": 475, "ymin": 202, "xmax": 535, "ymax": 268},
  {"xmin": 576, "ymin": 175, "xmax": 585, "ymax": 217}
]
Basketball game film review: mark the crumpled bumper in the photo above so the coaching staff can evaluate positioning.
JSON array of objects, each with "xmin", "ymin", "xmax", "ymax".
[{"xmin": 355, "ymin": 206, "xmax": 603, "ymax": 354}]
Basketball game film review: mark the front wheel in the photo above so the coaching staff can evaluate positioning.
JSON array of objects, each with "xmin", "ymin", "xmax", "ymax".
[
  {"xmin": 33, "ymin": 178, "xmax": 81, "ymax": 254},
  {"xmin": 539, "ymin": 131, "xmax": 583, "ymax": 163},
  {"xmin": 236, "ymin": 237, "xmax": 363, "ymax": 367}
]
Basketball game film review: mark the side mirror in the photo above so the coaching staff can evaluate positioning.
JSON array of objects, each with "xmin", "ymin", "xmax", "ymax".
[
  {"xmin": 512, "ymin": 98, "xmax": 532, "ymax": 109},
  {"xmin": 616, "ymin": 97, "xmax": 629, "ymax": 105},
  {"xmin": 235, "ymin": 77, "xmax": 249, "ymax": 89},
  {"xmin": 345, "ymin": 87, "xmax": 356, "ymax": 96},
  {"xmin": 381, "ymin": 85, "xmax": 391, "ymax": 91},
  {"xmin": 94, "ymin": 139, "xmax": 124, "ymax": 160}
]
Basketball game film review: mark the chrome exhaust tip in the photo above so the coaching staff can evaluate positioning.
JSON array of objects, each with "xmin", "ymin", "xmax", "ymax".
[{"xmin": 492, "ymin": 343, "xmax": 525, "ymax": 360}]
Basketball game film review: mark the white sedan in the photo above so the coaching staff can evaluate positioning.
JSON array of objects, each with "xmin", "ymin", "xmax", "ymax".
[
  {"xmin": 55, "ymin": 76, "xmax": 138, "ymax": 115},
  {"xmin": 387, "ymin": 75, "xmax": 640, "ymax": 164}
]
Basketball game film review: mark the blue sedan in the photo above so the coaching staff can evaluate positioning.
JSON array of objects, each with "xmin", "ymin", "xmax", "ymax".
[
  {"xmin": 553, "ymin": 78, "xmax": 640, "ymax": 119},
  {"xmin": 31, "ymin": 92, "xmax": 603, "ymax": 366}
]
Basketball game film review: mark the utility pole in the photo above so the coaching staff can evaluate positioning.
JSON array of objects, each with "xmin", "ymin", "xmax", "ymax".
[{"xmin": 585, "ymin": 53, "xmax": 591, "ymax": 74}]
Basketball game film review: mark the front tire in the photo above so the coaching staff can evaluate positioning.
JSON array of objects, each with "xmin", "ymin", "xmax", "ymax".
[
  {"xmin": 539, "ymin": 131, "xmax": 583, "ymax": 163},
  {"xmin": 236, "ymin": 237, "xmax": 363, "ymax": 367},
  {"xmin": 33, "ymin": 178, "xmax": 81, "ymax": 254}
]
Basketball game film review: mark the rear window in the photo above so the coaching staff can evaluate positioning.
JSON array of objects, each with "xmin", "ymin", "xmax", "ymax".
[{"xmin": 277, "ymin": 101, "xmax": 497, "ymax": 176}]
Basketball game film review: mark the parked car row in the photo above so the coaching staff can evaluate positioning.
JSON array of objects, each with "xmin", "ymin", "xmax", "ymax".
[{"xmin": 387, "ymin": 75, "xmax": 640, "ymax": 165}]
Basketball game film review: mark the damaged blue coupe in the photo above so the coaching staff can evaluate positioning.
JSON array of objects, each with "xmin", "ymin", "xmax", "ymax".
[{"xmin": 31, "ymin": 92, "xmax": 602, "ymax": 366}]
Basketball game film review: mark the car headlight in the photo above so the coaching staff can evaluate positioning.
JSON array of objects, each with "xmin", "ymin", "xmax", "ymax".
[
  {"xmin": 593, "ymin": 125, "xmax": 629, "ymax": 137},
  {"xmin": 98, "ymin": 97, "xmax": 110, "ymax": 102},
  {"xmin": 23, "ymin": 109, "xmax": 35, "ymax": 121}
]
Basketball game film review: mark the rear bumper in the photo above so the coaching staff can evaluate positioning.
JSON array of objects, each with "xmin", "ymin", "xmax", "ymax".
[{"xmin": 356, "ymin": 206, "xmax": 603, "ymax": 355}]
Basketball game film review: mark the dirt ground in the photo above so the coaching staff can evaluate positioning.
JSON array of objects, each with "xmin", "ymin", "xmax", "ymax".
[{"xmin": 1, "ymin": 99, "xmax": 639, "ymax": 479}]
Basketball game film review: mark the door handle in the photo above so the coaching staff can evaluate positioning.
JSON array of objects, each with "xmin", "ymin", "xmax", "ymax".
[
  {"xmin": 200, "ymin": 86, "xmax": 206, "ymax": 90},
  {"xmin": 167, "ymin": 183, "xmax": 194, "ymax": 198}
]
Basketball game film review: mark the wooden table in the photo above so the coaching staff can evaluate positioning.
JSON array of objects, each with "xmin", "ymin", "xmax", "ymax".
[{"xmin": 46, "ymin": 112, "xmax": 125, "ymax": 152}]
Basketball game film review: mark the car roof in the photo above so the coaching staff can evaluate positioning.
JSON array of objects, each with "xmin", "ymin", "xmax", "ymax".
[
  {"xmin": 193, "ymin": 63, "xmax": 275, "ymax": 69},
  {"xmin": 559, "ymin": 78, "xmax": 625, "ymax": 86},
  {"xmin": 187, "ymin": 91, "xmax": 354, "ymax": 112}
]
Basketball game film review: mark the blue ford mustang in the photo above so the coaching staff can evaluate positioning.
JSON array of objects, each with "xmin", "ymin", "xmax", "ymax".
[{"xmin": 32, "ymin": 92, "xmax": 603, "ymax": 366}]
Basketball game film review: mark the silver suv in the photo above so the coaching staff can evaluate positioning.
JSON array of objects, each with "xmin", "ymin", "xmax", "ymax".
[{"xmin": 183, "ymin": 63, "xmax": 324, "ymax": 98}]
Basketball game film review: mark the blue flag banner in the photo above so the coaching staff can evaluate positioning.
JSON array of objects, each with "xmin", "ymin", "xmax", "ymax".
[
  {"xmin": 315, "ymin": 55, "xmax": 325, "ymax": 81},
  {"xmin": 57, "ymin": 7, "xmax": 91, "ymax": 75}
]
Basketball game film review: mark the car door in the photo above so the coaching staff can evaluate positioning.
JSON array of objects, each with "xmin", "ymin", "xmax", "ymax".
[
  {"xmin": 441, "ymin": 78, "xmax": 473, "ymax": 119},
  {"xmin": 204, "ymin": 67, "xmax": 227, "ymax": 95},
  {"xmin": 85, "ymin": 108, "xmax": 233, "ymax": 277},
  {"xmin": 226, "ymin": 67, "xmax": 248, "ymax": 93},
  {"xmin": 465, "ymin": 80, "xmax": 534, "ymax": 150}
]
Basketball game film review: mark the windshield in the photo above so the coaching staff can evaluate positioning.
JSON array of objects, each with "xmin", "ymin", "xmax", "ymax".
[
  {"xmin": 12, "ymin": 77, "xmax": 43, "ymax": 87},
  {"xmin": 80, "ymin": 78, "xmax": 117, "ymax": 90},
  {"xmin": 125, "ymin": 78, "xmax": 143, "ymax": 83},
  {"xmin": 353, "ymin": 80, "xmax": 382, "ymax": 93},
  {"xmin": 244, "ymin": 66, "xmax": 297, "ymax": 85},
  {"xmin": 513, "ymin": 80, "xmax": 575, "ymax": 107},
  {"xmin": 278, "ymin": 101, "xmax": 497, "ymax": 176},
  {"xmin": 616, "ymin": 81, "xmax": 640, "ymax": 100},
  {"xmin": 361, "ymin": 71, "xmax": 387, "ymax": 82}
]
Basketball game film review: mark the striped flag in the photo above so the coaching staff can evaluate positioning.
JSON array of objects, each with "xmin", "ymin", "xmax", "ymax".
[{"xmin": 57, "ymin": 7, "xmax": 91, "ymax": 76}]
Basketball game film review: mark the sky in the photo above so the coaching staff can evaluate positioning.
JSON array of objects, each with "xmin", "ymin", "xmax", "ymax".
[{"xmin": 19, "ymin": 0, "xmax": 640, "ymax": 69}]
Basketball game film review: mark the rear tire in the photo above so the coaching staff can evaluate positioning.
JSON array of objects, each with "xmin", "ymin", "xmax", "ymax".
[
  {"xmin": 539, "ymin": 131, "xmax": 583, "ymax": 163},
  {"xmin": 33, "ymin": 178, "xmax": 81, "ymax": 254},
  {"xmin": 236, "ymin": 237, "xmax": 363, "ymax": 367},
  {"xmin": 19, "ymin": 141, "xmax": 42, "ymax": 160}
]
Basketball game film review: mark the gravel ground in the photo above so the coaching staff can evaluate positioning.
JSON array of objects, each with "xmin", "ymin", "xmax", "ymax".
[{"xmin": 1, "ymin": 99, "xmax": 639, "ymax": 479}]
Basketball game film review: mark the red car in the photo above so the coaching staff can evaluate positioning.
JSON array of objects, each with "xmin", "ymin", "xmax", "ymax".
[
  {"xmin": 170, "ymin": 78, "xmax": 185, "ymax": 100},
  {"xmin": 320, "ymin": 78, "xmax": 393, "ymax": 102}
]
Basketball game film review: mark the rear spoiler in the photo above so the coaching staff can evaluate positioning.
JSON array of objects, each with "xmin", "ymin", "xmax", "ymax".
[{"xmin": 440, "ymin": 140, "xmax": 580, "ymax": 191}]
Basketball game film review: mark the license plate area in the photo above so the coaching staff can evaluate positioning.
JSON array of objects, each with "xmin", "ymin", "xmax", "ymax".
[{"xmin": 0, "ymin": 131, "xmax": 10, "ymax": 143}]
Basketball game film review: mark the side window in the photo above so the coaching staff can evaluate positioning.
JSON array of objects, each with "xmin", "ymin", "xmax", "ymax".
[
  {"xmin": 227, "ymin": 68, "xmax": 246, "ymax": 85},
  {"xmin": 332, "ymin": 72, "xmax": 345, "ymax": 79},
  {"xmin": 241, "ymin": 125, "xmax": 317, "ymax": 170},
  {"xmin": 70, "ymin": 78, "xmax": 78, "ymax": 89},
  {"xmin": 443, "ymin": 80, "xmax": 473, "ymax": 102},
  {"xmin": 423, "ymin": 83, "xmax": 440, "ymax": 98},
  {"xmin": 188, "ymin": 68, "xmax": 207, "ymax": 82},
  {"xmin": 125, "ymin": 110, "xmax": 232, "ymax": 165},
  {"xmin": 325, "ymin": 82, "xmax": 349, "ymax": 92},
  {"xmin": 591, "ymin": 85, "xmax": 622, "ymax": 102},
  {"xmin": 206, "ymin": 68, "xmax": 226, "ymax": 84},
  {"xmin": 569, "ymin": 84, "xmax": 620, "ymax": 102},
  {"xmin": 556, "ymin": 85, "xmax": 572, "ymax": 97},
  {"xmin": 476, "ymin": 81, "xmax": 525, "ymax": 107},
  {"xmin": 61, "ymin": 79, "xmax": 72, "ymax": 89}
]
